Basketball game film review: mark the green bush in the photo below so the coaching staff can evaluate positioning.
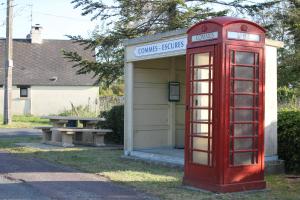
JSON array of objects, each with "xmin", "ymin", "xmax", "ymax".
[
  {"xmin": 278, "ymin": 108, "xmax": 300, "ymax": 173},
  {"xmin": 278, "ymin": 86, "xmax": 300, "ymax": 109},
  {"xmin": 100, "ymin": 105, "xmax": 124, "ymax": 144},
  {"xmin": 278, "ymin": 86, "xmax": 297, "ymax": 103}
]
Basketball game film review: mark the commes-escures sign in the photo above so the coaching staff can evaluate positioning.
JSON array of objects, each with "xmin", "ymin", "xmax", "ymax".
[
  {"xmin": 134, "ymin": 38, "xmax": 187, "ymax": 57},
  {"xmin": 133, "ymin": 31, "xmax": 260, "ymax": 58}
]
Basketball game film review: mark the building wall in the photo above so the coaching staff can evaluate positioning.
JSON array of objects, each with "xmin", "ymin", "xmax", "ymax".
[
  {"xmin": 0, "ymin": 86, "xmax": 99, "ymax": 116},
  {"xmin": 133, "ymin": 58, "xmax": 170, "ymax": 149},
  {"xmin": 175, "ymin": 56, "xmax": 186, "ymax": 148},
  {"xmin": 132, "ymin": 56, "xmax": 186, "ymax": 150},
  {"xmin": 0, "ymin": 87, "xmax": 31, "ymax": 115},
  {"xmin": 264, "ymin": 46, "xmax": 278, "ymax": 159}
]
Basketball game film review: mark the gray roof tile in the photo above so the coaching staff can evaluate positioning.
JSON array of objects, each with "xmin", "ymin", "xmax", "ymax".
[{"xmin": 0, "ymin": 39, "xmax": 97, "ymax": 86}]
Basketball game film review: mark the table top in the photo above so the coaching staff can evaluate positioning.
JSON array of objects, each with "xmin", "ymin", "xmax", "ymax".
[
  {"xmin": 41, "ymin": 116, "xmax": 106, "ymax": 121},
  {"xmin": 51, "ymin": 128, "xmax": 113, "ymax": 132}
]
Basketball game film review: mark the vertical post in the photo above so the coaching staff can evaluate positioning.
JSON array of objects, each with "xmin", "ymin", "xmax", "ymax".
[
  {"xmin": 3, "ymin": 0, "xmax": 14, "ymax": 124},
  {"xmin": 124, "ymin": 62, "xmax": 134, "ymax": 155}
]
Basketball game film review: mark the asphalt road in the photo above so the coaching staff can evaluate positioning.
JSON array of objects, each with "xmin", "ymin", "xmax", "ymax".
[
  {"xmin": 0, "ymin": 128, "xmax": 42, "ymax": 138},
  {"xmin": 0, "ymin": 150, "xmax": 157, "ymax": 200}
]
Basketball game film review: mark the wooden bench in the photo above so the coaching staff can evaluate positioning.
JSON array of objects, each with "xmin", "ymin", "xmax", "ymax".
[
  {"xmin": 35, "ymin": 126, "xmax": 53, "ymax": 144},
  {"xmin": 51, "ymin": 128, "xmax": 113, "ymax": 147}
]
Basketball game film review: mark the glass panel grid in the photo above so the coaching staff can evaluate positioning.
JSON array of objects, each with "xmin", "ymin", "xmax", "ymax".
[
  {"xmin": 229, "ymin": 50, "xmax": 259, "ymax": 166},
  {"xmin": 190, "ymin": 51, "xmax": 214, "ymax": 166}
]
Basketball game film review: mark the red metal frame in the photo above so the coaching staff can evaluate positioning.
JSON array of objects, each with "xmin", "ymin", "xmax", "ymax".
[{"xmin": 183, "ymin": 17, "xmax": 266, "ymax": 192}]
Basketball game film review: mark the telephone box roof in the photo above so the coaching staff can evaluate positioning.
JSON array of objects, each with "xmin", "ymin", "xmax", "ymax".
[{"xmin": 187, "ymin": 16, "xmax": 266, "ymax": 33}]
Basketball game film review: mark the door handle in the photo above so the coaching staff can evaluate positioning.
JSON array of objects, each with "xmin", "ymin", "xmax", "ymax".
[{"xmin": 186, "ymin": 105, "xmax": 189, "ymax": 111}]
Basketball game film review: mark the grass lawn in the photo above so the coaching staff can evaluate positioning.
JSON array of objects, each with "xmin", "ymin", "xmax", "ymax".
[
  {"xmin": 0, "ymin": 115, "xmax": 49, "ymax": 128},
  {"xmin": 1, "ymin": 136, "xmax": 300, "ymax": 200}
]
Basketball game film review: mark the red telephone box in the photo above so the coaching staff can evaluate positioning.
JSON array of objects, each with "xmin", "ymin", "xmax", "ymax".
[{"xmin": 184, "ymin": 17, "xmax": 266, "ymax": 192}]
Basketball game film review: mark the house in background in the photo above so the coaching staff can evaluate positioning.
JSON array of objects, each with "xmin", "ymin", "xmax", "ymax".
[{"xmin": 0, "ymin": 25, "xmax": 99, "ymax": 116}]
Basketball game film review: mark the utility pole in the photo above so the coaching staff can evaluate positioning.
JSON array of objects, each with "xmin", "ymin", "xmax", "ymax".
[{"xmin": 3, "ymin": 0, "xmax": 14, "ymax": 124}]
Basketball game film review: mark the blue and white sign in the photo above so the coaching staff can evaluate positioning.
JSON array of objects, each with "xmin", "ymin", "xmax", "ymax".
[
  {"xmin": 192, "ymin": 32, "xmax": 218, "ymax": 42},
  {"xmin": 134, "ymin": 38, "xmax": 187, "ymax": 57},
  {"xmin": 228, "ymin": 31, "xmax": 260, "ymax": 42}
]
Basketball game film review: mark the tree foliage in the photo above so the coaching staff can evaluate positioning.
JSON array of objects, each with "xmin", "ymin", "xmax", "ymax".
[
  {"xmin": 62, "ymin": 32, "xmax": 124, "ymax": 86},
  {"xmin": 253, "ymin": 0, "xmax": 300, "ymax": 88},
  {"xmin": 64, "ymin": 0, "xmax": 279, "ymax": 86}
]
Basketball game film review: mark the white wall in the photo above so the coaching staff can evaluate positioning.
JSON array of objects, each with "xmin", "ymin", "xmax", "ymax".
[
  {"xmin": 131, "ymin": 56, "xmax": 186, "ymax": 150},
  {"xmin": 31, "ymin": 86, "xmax": 99, "ymax": 116},
  {"xmin": 133, "ymin": 59, "xmax": 170, "ymax": 149},
  {"xmin": 0, "ymin": 86, "xmax": 99, "ymax": 116},
  {"xmin": 175, "ymin": 57, "xmax": 186, "ymax": 148},
  {"xmin": 264, "ymin": 46, "xmax": 278, "ymax": 159},
  {"xmin": 0, "ymin": 87, "xmax": 31, "ymax": 115}
]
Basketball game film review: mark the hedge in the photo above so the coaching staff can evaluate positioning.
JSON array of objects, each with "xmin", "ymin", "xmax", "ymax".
[
  {"xmin": 278, "ymin": 109, "xmax": 300, "ymax": 173},
  {"xmin": 100, "ymin": 105, "xmax": 124, "ymax": 144}
]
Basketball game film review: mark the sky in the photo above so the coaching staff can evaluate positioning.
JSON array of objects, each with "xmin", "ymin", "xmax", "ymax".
[
  {"xmin": 0, "ymin": 0, "xmax": 264, "ymax": 40},
  {"xmin": 0, "ymin": 0, "xmax": 101, "ymax": 39}
]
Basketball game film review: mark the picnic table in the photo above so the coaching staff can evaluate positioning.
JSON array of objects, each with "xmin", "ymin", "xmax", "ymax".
[
  {"xmin": 37, "ymin": 116, "xmax": 110, "ymax": 147},
  {"xmin": 41, "ymin": 116, "xmax": 106, "ymax": 128}
]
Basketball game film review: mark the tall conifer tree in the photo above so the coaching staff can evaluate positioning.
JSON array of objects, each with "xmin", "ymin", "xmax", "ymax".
[
  {"xmin": 63, "ymin": 0, "xmax": 278, "ymax": 87},
  {"xmin": 254, "ymin": 0, "xmax": 300, "ymax": 87}
]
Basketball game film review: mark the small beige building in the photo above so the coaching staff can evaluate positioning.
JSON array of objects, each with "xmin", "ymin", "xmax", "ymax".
[
  {"xmin": 0, "ymin": 25, "xmax": 98, "ymax": 116},
  {"xmin": 123, "ymin": 28, "xmax": 283, "ymax": 167}
]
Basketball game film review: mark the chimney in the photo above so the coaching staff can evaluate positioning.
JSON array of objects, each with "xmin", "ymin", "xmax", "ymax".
[{"xmin": 27, "ymin": 24, "xmax": 43, "ymax": 44}]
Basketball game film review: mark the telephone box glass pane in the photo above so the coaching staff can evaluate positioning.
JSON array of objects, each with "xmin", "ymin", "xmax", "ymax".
[
  {"xmin": 236, "ymin": 52, "xmax": 255, "ymax": 65},
  {"xmin": 193, "ymin": 151, "xmax": 208, "ymax": 165},
  {"xmin": 193, "ymin": 123, "xmax": 209, "ymax": 135},
  {"xmin": 194, "ymin": 53, "xmax": 210, "ymax": 66},
  {"xmin": 193, "ymin": 109, "xmax": 210, "ymax": 121},
  {"xmin": 193, "ymin": 95, "xmax": 210, "ymax": 107},
  {"xmin": 234, "ymin": 110, "xmax": 255, "ymax": 121},
  {"xmin": 193, "ymin": 82, "xmax": 209, "ymax": 93},
  {"xmin": 234, "ymin": 138, "xmax": 253, "ymax": 150},
  {"xmin": 194, "ymin": 67, "xmax": 210, "ymax": 80},
  {"xmin": 234, "ymin": 95, "xmax": 256, "ymax": 107},
  {"xmin": 234, "ymin": 124, "xmax": 257, "ymax": 136},
  {"xmin": 233, "ymin": 81, "xmax": 253, "ymax": 93},
  {"xmin": 234, "ymin": 152, "xmax": 253, "ymax": 165},
  {"xmin": 193, "ymin": 137, "xmax": 208, "ymax": 150},
  {"xmin": 232, "ymin": 66, "xmax": 254, "ymax": 79}
]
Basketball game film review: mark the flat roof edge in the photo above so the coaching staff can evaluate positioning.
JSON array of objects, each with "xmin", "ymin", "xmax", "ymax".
[
  {"xmin": 265, "ymin": 39, "xmax": 284, "ymax": 48},
  {"xmin": 124, "ymin": 28, "xmax": 187, "ymax": 46},
  {"xmin": 124, "ymin": 29, "xmax": 284, "ymax": 49}
]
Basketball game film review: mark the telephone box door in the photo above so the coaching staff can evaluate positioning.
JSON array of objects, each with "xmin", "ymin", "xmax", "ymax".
[
  {"xmin": 184, "ymin": 45, "xmax": 218, "ymax": 185},
  {"xmin": 224, "ymin": 45, "xmax": 265, "ymax": 185}
]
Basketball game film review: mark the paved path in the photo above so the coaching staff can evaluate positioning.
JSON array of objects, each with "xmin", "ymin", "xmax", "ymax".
[{"xmin": 0, "ymin": 151, "xmax": 158, "ymax": 200}]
